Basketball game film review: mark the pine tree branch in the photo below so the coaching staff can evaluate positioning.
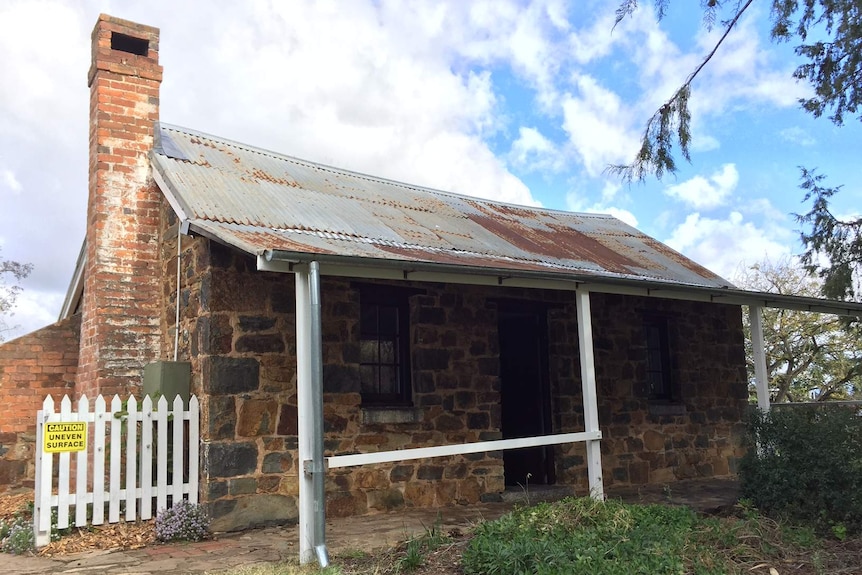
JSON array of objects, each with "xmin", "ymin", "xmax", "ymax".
[{"xmin": 608, "ymin": 0, "xmax": 756, "ymax": 182}]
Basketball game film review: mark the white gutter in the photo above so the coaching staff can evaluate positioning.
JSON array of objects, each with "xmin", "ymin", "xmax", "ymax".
[{"xmin": 257, "ymin": 250, "xmax": 862, "ymax": 318}]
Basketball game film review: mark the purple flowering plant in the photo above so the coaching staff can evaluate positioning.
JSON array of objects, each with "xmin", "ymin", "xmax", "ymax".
[{"xmin": 154, "ymin": 499, "xmax": 210, "ymax": 542}]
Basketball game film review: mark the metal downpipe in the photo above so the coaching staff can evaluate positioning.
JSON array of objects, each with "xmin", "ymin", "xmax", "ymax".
[{"xmin": 309, "ymin": 261, "xmax": 329, "ymax": 567}]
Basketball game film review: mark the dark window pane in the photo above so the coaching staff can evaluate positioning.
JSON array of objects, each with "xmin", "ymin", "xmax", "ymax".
[
  {"xmin": 378, "ymin": 306, "xmax": 399, "ymax": 337},
  {"xmin": 645, "ymin": 320, "xmax": 671, "ymax": 399},
  {"xmin": 360, "ymin": 304, "xmax": 378, "ymax": 335},
  {"xmin": 379, "ymin": 366, "xmax": 397, "ymax": 395},
  {"xmin": 648, "ymin": 348, "xmax": 663, "ymax": 372},
  {"xmin": 360, "ymin": 339, "xmax": 379, "ymax": 363},
  {"xmin": 648, "ymin": 372, "xmax": 662, "ymax": 394},
  {"xmin": 379, "ymin": 340, "xmax": 396, "ymax": 364},
  {"xmin": 360, "ymin": 365, "xmax": 378, "ymax": 394},
  {"xmin": 646, "ymin": 325, "xmax": 660, "ymax": 349}
]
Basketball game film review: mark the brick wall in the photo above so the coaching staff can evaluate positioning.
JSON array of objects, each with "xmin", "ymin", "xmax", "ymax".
[
  {"xmin": 168, "ymin": 236, "xmax": 748, "ymax": 532},
  {"xmin": 77, "ymin": 15, "xmax": 165, "ymax": 399},
  {"xmin": 0, "ymin": 315, "xmax": 80, "ymax": 491}
]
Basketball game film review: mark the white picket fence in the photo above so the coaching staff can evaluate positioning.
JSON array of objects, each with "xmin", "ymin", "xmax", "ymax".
[{"xmin": 34, "ymin": 394, "xmax": 200, "ymax": 547}]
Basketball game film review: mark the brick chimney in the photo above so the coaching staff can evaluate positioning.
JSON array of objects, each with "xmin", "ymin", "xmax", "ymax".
[{"xmin": 77, "ymin": 15, "xmax": 164, "ymax": 399}]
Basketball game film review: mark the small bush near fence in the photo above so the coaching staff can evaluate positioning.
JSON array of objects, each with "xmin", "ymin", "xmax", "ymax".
[
  {"xmin": 739, "ymin": 406, "xmax": 862, "ymax": 536},
  {"xmin": 154, "ymin": 500, "xmax": 210, "ymax": 543},
  {"xmin": 1, "ymin": 501, "xmax": 68, "ymax": 555}
]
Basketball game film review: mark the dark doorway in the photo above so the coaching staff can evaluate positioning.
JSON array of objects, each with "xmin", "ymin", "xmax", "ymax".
[{"xmin": 498, "ymin": 307, "xmax": 555, "ymax": 486}]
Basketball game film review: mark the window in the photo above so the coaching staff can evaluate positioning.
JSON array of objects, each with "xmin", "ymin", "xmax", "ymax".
[
  {"xmin": 359, "ymin": 287, "xmax": 412, "ymax": 405},
  {"xmin": 644, "ymin": 319, "xmax": 672, "ymax": 400}
]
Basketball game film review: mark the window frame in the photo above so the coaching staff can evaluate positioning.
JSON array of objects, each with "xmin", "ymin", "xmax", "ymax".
[{"xmin": 357, "ymin": 285, "xmax": 415, "ymax": 406}]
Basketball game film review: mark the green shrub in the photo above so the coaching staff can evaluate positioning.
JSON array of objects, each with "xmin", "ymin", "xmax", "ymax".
[
  {"xmin": 154, "ymin": 499, "xmax": 210, "ymax": 542},
  {"xmin": 739, "ymin": 406, "xmax": 862, "ymax": 535},
  {"xmin": 462, "ymin": 497, "xmax": 719, "ymax": 575},
  {"xmin": 1, "ymin": 517, "xmax": 34, "ymax": 555}
]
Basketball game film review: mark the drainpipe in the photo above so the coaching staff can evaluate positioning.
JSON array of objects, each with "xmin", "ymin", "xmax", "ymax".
[
  {"xmin": 295, "ymin": 269, "xmax": 313, "ymax": 564},
  {"xmin": 309, "ymin": 261, "xmax": 329, "ymax": 567},
  {"xmin": 174, "ymin": 225, "xmax": 182, "ymax": 361},
  {"xmin": 295, "ymin": 263, "xmax": 328, "ymax": 567}
]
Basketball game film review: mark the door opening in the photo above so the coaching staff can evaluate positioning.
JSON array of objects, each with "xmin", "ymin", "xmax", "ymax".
[{"xmin": 498, "ymin": 307, "xmax": 555, "ymax": 486}]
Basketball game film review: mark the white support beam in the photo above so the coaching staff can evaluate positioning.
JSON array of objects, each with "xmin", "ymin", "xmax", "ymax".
[
  {"xmin": 328, "ymin": 431, "xmax": 602, "ymax": 469},
  {"xmin": 748, "ymin": 305, "xmax": 771, "ymax": 412},
  {"xmin": 575, "ymin": 289, "xmax": 604, "ymax": 499},
  {"xmin": 295, "ymin": 270, "xmax": 315, "ymax": 564}
]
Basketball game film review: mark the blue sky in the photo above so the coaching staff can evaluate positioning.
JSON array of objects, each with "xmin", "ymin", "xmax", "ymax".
[{"xmin": 1, "ymin": 0, "xmax": 860, "ymax": 339}]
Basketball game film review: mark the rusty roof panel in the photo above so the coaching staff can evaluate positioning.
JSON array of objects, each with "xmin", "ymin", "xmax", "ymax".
[{"xmin": 152, "ymin": 123, "xmax": 733, "ymax": 289}]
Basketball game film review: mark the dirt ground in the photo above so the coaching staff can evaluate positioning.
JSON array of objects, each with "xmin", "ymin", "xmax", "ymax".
[
  {"xmin": 0, "ymin": 491, "xmax": 156, "ymax": 556},
  {"xmin": 3, "ymin": 491, "xmax": 861, "ymax": 574}
]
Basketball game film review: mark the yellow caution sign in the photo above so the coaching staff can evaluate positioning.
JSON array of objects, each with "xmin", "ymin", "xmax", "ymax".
[{"xmin": 44, "ymin": 422, "xmax": 87, "ymax": 453}]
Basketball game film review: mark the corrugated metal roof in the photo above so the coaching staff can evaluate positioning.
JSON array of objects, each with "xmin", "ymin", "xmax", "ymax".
[{"xmin": 151, "ymin": 123, "xmax": 733, "ymax": 289}]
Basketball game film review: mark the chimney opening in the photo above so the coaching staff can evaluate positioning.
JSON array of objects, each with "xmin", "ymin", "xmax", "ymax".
[{"xmin": 110, "ymin": 32, "xmax": 149, "ymax": 56}]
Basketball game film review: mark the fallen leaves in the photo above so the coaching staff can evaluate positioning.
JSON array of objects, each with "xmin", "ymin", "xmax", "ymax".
[
  {"xmin": 1, "ymin": 491, "xmax": 156, "ymax": 557},
  {"xmin": 0, "ymin": 492, "xmax": 31, "ymax": 522},
  {"xmin": 38, "ymin": 521, "xmax": 157, "ymax": 556}
]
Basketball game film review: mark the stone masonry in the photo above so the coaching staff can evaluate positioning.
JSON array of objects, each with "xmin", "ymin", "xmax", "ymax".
[{"xmin": 161, "ymin": 223, "xmax": 747, "ymax": 531}]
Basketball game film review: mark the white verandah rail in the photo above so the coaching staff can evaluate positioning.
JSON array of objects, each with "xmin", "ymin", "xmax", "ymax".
[
  {"xmin": 325, "ymin": 430, "xmax": 602, "ymax": 469},
  {"xmin": 34, "ymin": 394, "xmax": 200, "ymax": 548}
]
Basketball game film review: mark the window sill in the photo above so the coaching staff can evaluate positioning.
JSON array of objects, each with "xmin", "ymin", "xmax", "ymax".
[
  {"xmin": 648, "ymin": 402, "xmax": 687, "ymax": 417},
  {"xmin": 361, "ymin": 406, "xmax": 422, "ymax": 425}
]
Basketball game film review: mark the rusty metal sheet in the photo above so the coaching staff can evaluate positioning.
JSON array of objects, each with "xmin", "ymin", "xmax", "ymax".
[{"xmin": 152, "ymin": 123, "xmax": 733, "ymax": 289}]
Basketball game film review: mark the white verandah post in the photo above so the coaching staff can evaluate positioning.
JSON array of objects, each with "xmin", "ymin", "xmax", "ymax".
[
  {"xmin": 295, "ymin": 269, "xmax": 315, "ymax": 564},
  {"xmin": 748, "ymin": 305, "xmax": 771, "ymax": 412},
  {"xmin": 575, "ymin": 289, "xmax": 604, "ymax": 499}
]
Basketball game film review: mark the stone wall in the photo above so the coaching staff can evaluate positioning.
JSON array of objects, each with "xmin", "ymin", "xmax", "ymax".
[
  {"xmin": 163, "ymin": 233, "xmax": 748, "ymax": 531},
  {"xmin": 0, "ymin": 314, "xmax": 80, "ymax": 491},
  {"xmin": 552, "ymin": 293, "xmax": 749, "ymax": 489},
  {"xmin": 319, "ymin": 280, "xmax": 507, "ymax": 517},
  {"xmin": 160, "ymin": 221, "xmax": 302, "ymax": 531}
]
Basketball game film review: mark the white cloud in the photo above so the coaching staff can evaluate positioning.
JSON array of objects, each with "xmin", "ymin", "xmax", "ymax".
[
  {"xmin": 161, "ymin": 1, "xmax": 540, "ymax": 206},
  {"xmin": 664, "ymin": 164, "xmax": 738, "ymax": 210},
  {"xmin": 0, "ymin": 288, "xmax": 63, "ymax": 342},
  {"xmin": 600, "ymin": 180, "xmax": 622, "ymax": 203},
  {"xmin": 779, "ymin": 126, "xmax": 816, "ymax": 146},
  {"xmin": 561, "ymin": 74, "xmax": 640, "ymax": 176},
  {"xmin": 564, "ymin": 185, "xmax": 638, "ymax": 228},
  {"xmin": 665, "ymin": 211, "xmax": 792, "ymax": 279},
  {"xmin": 567, "ymin": 9, "xmax": 620, "ymax": 65},
  {"xmin": 600, "ymin": 207, "xmax": 639, "ymax": 228},
  {"xmin": 1, "ymin": 169, "xmax": 22, "ymax": 194},
  {"xmin": 690, "ymin": 133, "xmax": 720, "ymax": 153},
  {"xmin": 509, "ymin": 126, "xmax": 563, "ymax": 172}
]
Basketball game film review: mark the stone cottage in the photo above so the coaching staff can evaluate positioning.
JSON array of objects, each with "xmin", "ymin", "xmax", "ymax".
[{"xmin": 4, "ymin": 13, "xmax": 862, "ymax": 554}]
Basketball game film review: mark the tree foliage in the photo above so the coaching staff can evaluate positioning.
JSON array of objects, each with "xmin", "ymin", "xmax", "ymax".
[
  {"xmin": 796, "ymin": 168, "xmax": 862, "ymax": 301},
  {"xmin": 609, "ymin": 0, "xmax": 862, "ymax": 182},
  {"xmin": 0, "ymin": 247, "xmax": 33, "ymax": 342},
  {"xmin": 736, "ymin": 257, "xmax": 862, "ymax": 402}
]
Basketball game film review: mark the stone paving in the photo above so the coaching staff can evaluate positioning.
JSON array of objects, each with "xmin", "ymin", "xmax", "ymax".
[{"xmin": 3, "ymin": 478, "xmax": 739, "ymax": 575}]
